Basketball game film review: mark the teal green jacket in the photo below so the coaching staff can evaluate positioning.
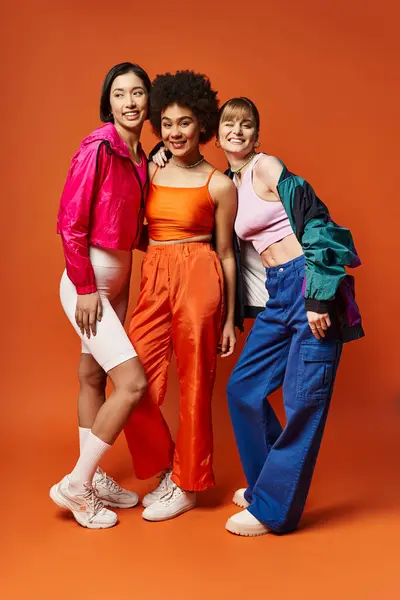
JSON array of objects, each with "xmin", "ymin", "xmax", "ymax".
[
  {"xmin": 277, "ymin": 163, "xmax": 361, "ymax": 308},
  {"xmin": 230, "ymin": 162, "xmax": 364, "ymax": 343}
]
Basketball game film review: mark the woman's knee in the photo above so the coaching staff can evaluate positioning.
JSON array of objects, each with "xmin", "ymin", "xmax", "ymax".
[
  {"xmin": 78, "ymin": 358, "xmax": 107, "ymax": 390},
  {"xmin": 121, "ymin": 376, "xmax": 147, "ymax": 411},
  {"xmin": 227, "ymin": 368, "xmax": 266, "ymax": 413},
  {"xmin": 111, "ymin": 359, "xmax": 148, "ymax": 409},
  {"xmin": 128, "ymin": 371, "xmax": 148, "ymax": 400}
]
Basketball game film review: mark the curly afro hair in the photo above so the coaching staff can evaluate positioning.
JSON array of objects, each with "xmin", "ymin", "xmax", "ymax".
[{"xmin": 149, "ymin": 70, "xmax": 219, "ymax": 144}]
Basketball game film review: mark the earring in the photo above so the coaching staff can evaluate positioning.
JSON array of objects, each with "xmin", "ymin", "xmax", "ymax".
[
  {"xmin": 254, "ymin": 140, "xmax": 261, "ymax": 148},
  {"xmin": 215, "ymin": 140, "xmax": 221, "ymax": 148},
  {"xmin": 109, "ymin": 112, "xmax": 113, "ymax": 120}
]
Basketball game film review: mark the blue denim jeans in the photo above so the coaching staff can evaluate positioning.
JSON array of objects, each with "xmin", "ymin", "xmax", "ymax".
[{"xmin": 227, "ymin": 255, "xmax": 342, "ymax": 533}]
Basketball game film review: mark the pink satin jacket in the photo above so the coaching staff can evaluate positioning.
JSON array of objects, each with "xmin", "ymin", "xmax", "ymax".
[{"xmin": 57, "ymin": 123, "xmax": 147, "ymax": 294}]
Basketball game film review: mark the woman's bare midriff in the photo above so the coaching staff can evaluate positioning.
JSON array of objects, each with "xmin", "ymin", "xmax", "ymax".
[
  {"xmin": 149, "ymin": 234, "xmax": 212, "ymax": 246},
  {"xmin": 260, "ymin": 234, "xmax": 303, "ymax": 268}
]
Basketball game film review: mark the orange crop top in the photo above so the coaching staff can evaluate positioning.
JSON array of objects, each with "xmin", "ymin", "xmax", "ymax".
[{"xmin": 146, "ymin": 167, "xmax": 216, "ymax": 241}]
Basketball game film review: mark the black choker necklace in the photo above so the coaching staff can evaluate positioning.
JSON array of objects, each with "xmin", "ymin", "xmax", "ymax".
[{"xmin": 231, "ymin": 152, "xmax": 256, "ymax": 175}]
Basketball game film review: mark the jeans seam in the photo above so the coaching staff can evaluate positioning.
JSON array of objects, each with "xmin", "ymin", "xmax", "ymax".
[
  {"xmin": 261, "ymin": 342, "xmax": 290, "ymax": 453},
  {"xmin": 281, "ymin": 408, "xmax": 321, "ymax": 517},
  {"xmin": 254, "ymin": 407, "xmax": 322, "ymax": 531},
  {"xmin": 264, "ymin": 347, "xmax": 341, "ymax": 530}
]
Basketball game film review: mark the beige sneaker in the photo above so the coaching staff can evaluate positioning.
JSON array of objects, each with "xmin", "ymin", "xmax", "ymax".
[
  {"xmin": 93, "ymin": 468, "xmax": 139, "ymax": 508},
  {"xmin": 50, "ymin": 475, "xmax": 118, "ymax": 529},
  {"xmin": 226, "ymin": 509, "xmax": 269, "ymax": 537},
  {"xmin": 232, "ymin": 488, "xmax": 250, "ymax": 508},
  {"xmin": 142, "ymin": 482, "xmax": 196, "ymax": 521},
  {"xmin": 142, "ymin": 470, "xmax": 172, "ymax": 508}
]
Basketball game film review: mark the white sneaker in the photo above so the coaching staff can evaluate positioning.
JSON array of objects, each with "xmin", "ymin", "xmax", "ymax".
[
  {"xmin": 50, "ymin": 475, "xmax": 118, "ymax": 529},
  {"xmin": 226, "ymin": 509, "xmax": 269, "ymax": 537},
  {"xmin": 142, "ymin": 470, "xmax": 172, "ymax": 508},
  {"xmin": 232, "ymin": 488, "xmax": 250, "ymax": 509},
  {"xmin": 93, "ymin": 468, "xmax": 139, "ymax": 508},
  {"xmin": 142, "ymin": 483, "xmax": 196, "ymax": 521}
]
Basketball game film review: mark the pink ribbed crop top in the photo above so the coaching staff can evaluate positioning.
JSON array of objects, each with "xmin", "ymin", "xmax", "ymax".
[{"xmin": 234, "ymin": 154, "xmax": 293, "ymax": 255}]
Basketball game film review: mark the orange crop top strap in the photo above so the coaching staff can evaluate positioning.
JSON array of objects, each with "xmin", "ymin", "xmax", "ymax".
[
  {"xmin": 151, "ymin": 165, "xmax": 160, "ymax": 183},
  {"xmin": 151, "ymin": 166, "xmax": 216, "ymax": 187},
  {"xmin": 205, "ymin": 168, "xmax": 217, "ymax": 187}
]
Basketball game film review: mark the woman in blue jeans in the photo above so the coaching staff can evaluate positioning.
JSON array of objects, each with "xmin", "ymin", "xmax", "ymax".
[{"xmin": 217, "ymin": 97, "xmax": 364, "ymax": 536}]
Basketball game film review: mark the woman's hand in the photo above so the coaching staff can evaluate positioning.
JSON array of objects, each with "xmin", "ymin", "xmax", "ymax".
[
  {"xmin": 75, "ymin": 292, "xmax": 103, "ymax": 338},
  {"xmin": 152, "ymin": 146, "xmax": 169, "ymax": 168},
  {"xmin": 219, "ymin": 320, "xmax": 236, "ymax": 357},
  {"xmin": 306, "ymin": 311, "xmax": 331, "ymax": 340}
]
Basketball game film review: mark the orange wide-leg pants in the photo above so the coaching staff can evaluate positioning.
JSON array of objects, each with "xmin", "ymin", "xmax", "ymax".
[{"xmin": 125, "ymin": 242, "xmax": 225, "ymax": 492}]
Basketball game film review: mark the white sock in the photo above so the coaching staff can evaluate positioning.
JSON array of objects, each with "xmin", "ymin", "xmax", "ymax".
[
  {"xmin": 69, "ymin": 432, "xmax": 111, "ymax": 494},
  {"xmin": 78, "ymin": 426, "xmax": 91, "ymax": 453}
]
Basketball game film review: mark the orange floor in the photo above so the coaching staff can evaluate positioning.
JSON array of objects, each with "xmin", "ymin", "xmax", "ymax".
[{"xmin": 3, "ymin": 358, "xmax": 399, "ymax": 600}]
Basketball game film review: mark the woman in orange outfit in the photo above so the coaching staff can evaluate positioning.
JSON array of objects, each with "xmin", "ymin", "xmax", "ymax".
[{"xmin": 124, "ymin": 70, "xmax": 237, "ymax": 521}]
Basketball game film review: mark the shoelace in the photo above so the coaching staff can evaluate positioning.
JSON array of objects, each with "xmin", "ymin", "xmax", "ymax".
[
  {"xmin": 97, "ymin": 469, "xmax": 122, "ymax": 494},
  {"xmin": 154, "ymin": 470, "xmax": 171, "ymax": 495},
  {"xmin": 160, "ymin": 482, "xmax": 183, "ymax": 504},
  {"xmin": 83, "ymin": 483, "xmax": 105, "ymax": 517}
]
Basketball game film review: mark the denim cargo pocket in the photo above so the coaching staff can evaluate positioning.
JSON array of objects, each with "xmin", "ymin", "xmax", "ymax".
[{"xmin": 296, "ymin": 342, "xmax": 339, "ymax": 405}]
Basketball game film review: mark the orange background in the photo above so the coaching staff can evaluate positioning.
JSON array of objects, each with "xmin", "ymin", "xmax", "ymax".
[{"xmin": 2, "ymin": 1, "xmax": 399, "ymax": 598}]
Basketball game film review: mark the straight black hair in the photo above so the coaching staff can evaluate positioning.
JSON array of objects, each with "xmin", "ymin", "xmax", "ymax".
[{"xmin": 100, "ymin": 62, "xmax": 151, "ymax": 123}]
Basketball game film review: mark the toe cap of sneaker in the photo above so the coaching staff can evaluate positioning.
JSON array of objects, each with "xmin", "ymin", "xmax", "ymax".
[
  {"xmin": 232, "ymin": 488, "xmax": 250, "ymax": 508},
  {"xmin": 93, "ymin": 508, "xmax": 119, "ymax": 526},
  {"xmin": 225, "ymin": 511, "xmax": 269, "ymax": 536},
  {"xmin": 142, "ymin": 503, "xmax": 164, "ymax": 521},
  {"xmin": 142, "ymin": 493, "xmax": 158, "ymax": 508},
  {"xmin": 117, "ymin": 491, "xmax": 139, "ymax": 505}
]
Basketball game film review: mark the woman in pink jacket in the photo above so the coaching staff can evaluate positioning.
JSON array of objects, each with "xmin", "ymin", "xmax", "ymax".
[{"xmin": 50, "ymin": 62, "xmax": 149, "ymax": 529}]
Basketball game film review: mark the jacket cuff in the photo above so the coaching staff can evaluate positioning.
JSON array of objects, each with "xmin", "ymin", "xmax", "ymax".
[
  {"xmin": 76, "ymin": 283, "xmax": 98, "ymax": 295},
  {"xmin": 304, "ymin": 297, "xmax": 335, "ymax": 313}
]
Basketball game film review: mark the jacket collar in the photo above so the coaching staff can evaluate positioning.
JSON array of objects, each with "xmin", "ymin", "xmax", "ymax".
[{"xmin": 82, "ymin": 123, "xmax": 143, "ymax": 159}]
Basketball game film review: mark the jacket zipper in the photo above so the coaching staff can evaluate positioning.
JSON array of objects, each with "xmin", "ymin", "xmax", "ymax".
[
  {"xmin": 127, "ymin": 157, "xmax": 147, "ymax": 248},
  {"xmin": 92, "ymin": 139, "xmax": 146, "ymax": 249}
]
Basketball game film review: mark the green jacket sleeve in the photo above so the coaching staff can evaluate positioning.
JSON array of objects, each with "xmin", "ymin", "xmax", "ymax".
[
  {"xmin": 278, "ymin": 169, "xmax": 360, "ymax": 309},
  {"xmin": 302, "ymin": 217, "xmax": 359, "ymax": 302}
]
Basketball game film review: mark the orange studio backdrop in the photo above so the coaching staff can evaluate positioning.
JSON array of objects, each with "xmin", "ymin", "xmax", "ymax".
[{"xmin": 1, "ymin": 0, "xmax": 399, "ymax": 598}]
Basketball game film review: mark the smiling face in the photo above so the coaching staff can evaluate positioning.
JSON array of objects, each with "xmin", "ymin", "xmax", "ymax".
[
  {"xmin": 218, "ymin": 103, "xmax": 258, "ymax": 158},
  {"xmin": 160, "ymin": 104, "xmax": 202, "ymax": 158},
  {"xmin": 109, "ymin": 72, "xmax": 148, "ymax": 131}
]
